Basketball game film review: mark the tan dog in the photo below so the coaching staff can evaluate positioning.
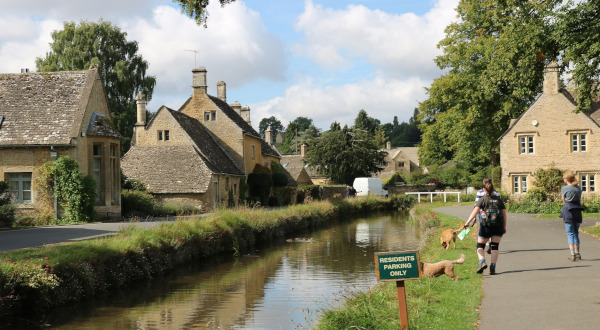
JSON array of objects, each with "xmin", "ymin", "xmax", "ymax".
[
  {"xmin": 440, "ymin": 222, "xmax": 464, "ymax": 250},
  {"xmin": 420, "ymin": 254, "xmax": 466, "ymax": 281}
]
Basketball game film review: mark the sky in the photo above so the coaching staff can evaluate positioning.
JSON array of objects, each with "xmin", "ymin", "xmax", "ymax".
[{"xmin": 0, "ymin": 0, "xmax": 460, "ymax": 131}]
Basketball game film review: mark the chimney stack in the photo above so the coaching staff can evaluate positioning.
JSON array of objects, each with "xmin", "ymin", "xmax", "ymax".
[
  {"xmin": 241, "ymin": 106, "xmax": 251, "ymax": 125},
  {"xmin": 230, "ymin": 101, "xmax": 242, "ymax": 115},
  {"xmin": 135, "ymin": 92, "xmax": 146, "ymax": 126},
  {"xmin": 543, "ymin": 61, "xmax": 560, "ymax": 95},
  {"xmin": 217, "ymin": 81, "xmax": 226, "ymax": 102},
  {"xmin": 265, "ymin": 125, "xmax": 273, "ymax": 145},
  {"xmin": 386, "ymin": 141, "xmax": 391, "ymax": 150},
  {"xmin": 301, "ymin": 144, "xmax": 307, "ymax": 157},
  {"xmin": 192, "ymin": 67, "xmax": 207, "ymax": 96}
]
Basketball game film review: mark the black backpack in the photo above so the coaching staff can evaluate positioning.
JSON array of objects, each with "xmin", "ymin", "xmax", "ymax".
[{"xmin": 479, "ymin": 196, "xmax": 503, "ymax": 227}]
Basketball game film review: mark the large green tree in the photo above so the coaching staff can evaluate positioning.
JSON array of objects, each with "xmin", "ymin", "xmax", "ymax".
[
  {"xmin": 303, "ymin": 125, "xmax": 387, "ymax": 185},
  {"xmin": 279, "ymin": 117, "xmax": 316, "ymax": 154},
  {"xmin": 353, "ymin": 109, "xmax": 381, "ymax": 135},
  {"xmin": 418, "ymin": 0, "xmax": 561, "ymax": 169},
  {"xmin": 556, "ymin": 1, "xmax": 600, "ymax": 113},
  {"xmin": 36, "ymin": 20, "xmax": 156, "ymax": 153},
  {"xmin": 382, "ymin": 110, "xmax": 421, "ymax": 147}
]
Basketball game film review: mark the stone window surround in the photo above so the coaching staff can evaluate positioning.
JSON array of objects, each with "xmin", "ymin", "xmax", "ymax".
[
  {"xmin": 576, "ymin": 171, "xmax": 598, "ymax": 192},
  {"xmin": 6, "ymin": 171, "xmax": 32, "ymax": 204},
  {"xmin": 516, "ymin": 133, "xmax": 536, "ymax": 154},
  {"xmin": 157, "ymin": 130, "xmax": 170, "ymax": 141},
  {"xmin": 204, "ymin": 110, "xmax": 217, "ymax": 121},
  {"xmin": 510, "ymin": 173, "xmax": 529, "ymax": 193}
]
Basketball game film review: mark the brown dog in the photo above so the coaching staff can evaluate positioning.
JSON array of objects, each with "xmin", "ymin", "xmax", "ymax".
[
  {"xmin": 421, "ymin": 254, "xmax": 466, "ymax": 280},
  {"xmin": 440, "ymin": 222, "xmax": 464, "ymax": 250}
]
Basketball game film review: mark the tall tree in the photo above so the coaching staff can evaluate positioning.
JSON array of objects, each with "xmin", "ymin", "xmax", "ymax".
[
  {"xmin": 280, "ymin": 122, "xmax": 298, "ymax": 154},
  {"xmin": 298, "ymin": 124, "xmax": 321, "ymax": 146},
  {"xmin": 418, "ymin": 0, "xmax": 561, "ymax": 169},
  {"xmin": 258, "ymin": 116, "xmax": 284, "ymax": 141},
  {"xmin": 36, "ymin": 20, "xmax": 156, "ymax": 154},
  {"xmin": 303, "ymin": 126, "xmax": 387, "ymax": 185},
  {"xmin": 556, "ymin": 1, "xmax": 600, "ymax": 113},
  {"xmin": 353, "ymin": 109, "xmax": 381, "ymax": 134},
  {"xmin": 173, "ymin": 0, "xmax": 235, "ymax": 26},
  {"xmin": 290, "ymin": 116, "xmax": 313, "ymax": 132}
]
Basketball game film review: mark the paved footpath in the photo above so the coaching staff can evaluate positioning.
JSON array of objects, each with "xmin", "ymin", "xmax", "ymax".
[{"xmin": 437, "ymin": 205, "xmax": 600, "ymax": 330}]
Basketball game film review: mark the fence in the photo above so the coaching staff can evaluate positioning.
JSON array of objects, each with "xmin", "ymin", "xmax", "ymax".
[{"xmin": 404, "ymin": 191, "xmax": 461, "ymax": 203}]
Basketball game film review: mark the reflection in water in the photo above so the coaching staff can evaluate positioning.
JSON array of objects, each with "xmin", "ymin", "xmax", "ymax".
[{"xmin": 48, "ymin": 211, "xmax": 419, "ymax": 329}]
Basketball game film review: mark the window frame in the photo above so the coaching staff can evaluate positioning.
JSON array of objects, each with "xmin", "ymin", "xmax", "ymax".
[
  {"xmin": 513, "ymin": 175, "xmax": 528, "ymax": 193},
  {"xmin": 571, "ymin": 133, "xmax": 587, "ymax": 152},
  {"xmin": 519, "ymin": 135, "xmax": 534, "ymax": 154},
  {"xmin": 581, "ymin": 173, "xmax": 596, "ymax": 192},
  {"xmin": 7, "ymin": 172, "xmax": 32, "ymax": 204}
]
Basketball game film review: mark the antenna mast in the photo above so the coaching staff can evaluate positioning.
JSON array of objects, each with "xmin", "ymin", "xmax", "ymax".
[{"xmin": 185, "ymin": 49, "xmax": 199, "ymax": 67}]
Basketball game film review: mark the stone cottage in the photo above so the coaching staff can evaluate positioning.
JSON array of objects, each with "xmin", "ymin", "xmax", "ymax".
[
  {"xmin": 0, "ymin": 67, "xmax": 121, "ymax": 218},
  {"xmin": 376, "ymin": 143, "xmax": 420, "ymax": 179},
  {"xmin": 499, "ymin": 62, "xmax": 600, "ymax": 195},
  {"xmin": 122, "ymin": 101, "xmax": 245, "ymax": 209},
  {"xmin": 122, "ymin": 68, "xmax": 293, "ymax": 210}
]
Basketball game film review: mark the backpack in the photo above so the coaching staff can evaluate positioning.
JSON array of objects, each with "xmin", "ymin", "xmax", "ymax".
[{"xmin": 478, "ymin": 196, "xmax": 503, "ymax": 227}]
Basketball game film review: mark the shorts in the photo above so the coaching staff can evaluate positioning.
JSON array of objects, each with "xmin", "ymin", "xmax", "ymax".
[{"xmin": 478, "ymin": 222, "xmax": 504, "ymax": 238}]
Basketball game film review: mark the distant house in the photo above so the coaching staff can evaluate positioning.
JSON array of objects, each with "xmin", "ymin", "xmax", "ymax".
[
  {"xmin": 280, "ymin": 154, "xmax": 313, "ymax": 186},
  {"xmin": 499, "ymin": 61, "xmax": 600, "ymax": 195},
  {"xmin": 376, "ymin": 144, "xmax": 420, "ymax": 179},
  {"xmin": 122, "ymin": 68, "xmax": 294, "ymax": 210},
  {"xmin": 0, "ymin": 67, "xmax": 121, "ymax": 218}
]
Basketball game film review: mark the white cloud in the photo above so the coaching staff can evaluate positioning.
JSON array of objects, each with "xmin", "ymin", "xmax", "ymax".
[
  {"xmin": 124, "ymin": 2, "xmax": 287, "ymax": 110},
  {"xmin": 294, "ymin": 0, "xmax": 457, "ymax": 77},
  {"xmin": 252, "ymin": 74, "xmax": 428, "ymax": 130}
]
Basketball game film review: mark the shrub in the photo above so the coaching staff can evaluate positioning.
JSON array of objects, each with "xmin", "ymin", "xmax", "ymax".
[
  {"xmin": 524, "ymin": 187, "xmax": 547, "ymax": 203},
  {"xmin": 53, "ymin": 157, "xmax": 96, "ymax": 222},
  {"xmin": 299, "ymin": 185, "xmax": 320, "ymax": 200},
  {"xmin": 534, "ymin": 167, "xmax": 563, "ymax": 195},
  {"xmin": 390, "ymin": 194, "xmax": 416, "ymax": 210},
  {"xmin": 491, "ymin": 166, "xmax": 502, "ymax": 188},
  {"xmin": 122, "ymin": 179, "xmax": 146, "ymax": 191},
  {"xmin": 247, "ymin": 172, "xmax": 272, "ymax": 205},
  {"xmin": 121, "ymin": 189, "xmax": 156, "ymax": 218},
  {"xmin": 0, "ymin": 182, "xmax": 15, "ymax": 227}
]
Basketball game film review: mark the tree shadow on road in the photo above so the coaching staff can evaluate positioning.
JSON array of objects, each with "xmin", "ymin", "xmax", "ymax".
[{"xmin": 496, "ymin": 264, "xmax": 589, "ymax": 275}]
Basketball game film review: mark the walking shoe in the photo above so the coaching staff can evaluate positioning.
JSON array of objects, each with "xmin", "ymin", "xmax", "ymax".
[
  {"xmin": 568, "ymin": 255, "xmax": 577, "ymax": 261},
  {"xmin": 575, "ymin": 253, "xmax": 581, "ymax": 260},
  {"xmin": 489, "ymin": 264, "xmax": 496, "ymax": 275},
  {"xmin": 476, "ymin": 261, "xmax": 488, "ymax": 274}
]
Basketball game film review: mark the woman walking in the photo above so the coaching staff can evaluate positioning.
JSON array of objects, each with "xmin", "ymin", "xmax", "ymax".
[
  {"xmin": 561, "ymin": 171, "xmax": 583, "ymax": 261},
  {"xmin": 464, "ymin": 179, "xmax": 506, "ymax": 275}
]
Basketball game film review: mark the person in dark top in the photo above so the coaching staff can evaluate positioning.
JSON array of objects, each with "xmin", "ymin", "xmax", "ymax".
[
  {"xmin": 560, "ymin": 171, "xmax": 583, "ymax": 261},
  {"xmin": 463, "ymin": 180, "xmax": 507, "ymax": 275}
]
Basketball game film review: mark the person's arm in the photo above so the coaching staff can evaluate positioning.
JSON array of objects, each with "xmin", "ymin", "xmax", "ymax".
[{"xmin": 464, "ymin": 206, "xmax": 481, "ymax": 228}]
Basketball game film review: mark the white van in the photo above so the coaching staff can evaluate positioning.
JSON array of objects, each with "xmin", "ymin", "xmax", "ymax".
[{"xmin": 352, "ymin": 177, "xmax": 388, "ymax": 197}]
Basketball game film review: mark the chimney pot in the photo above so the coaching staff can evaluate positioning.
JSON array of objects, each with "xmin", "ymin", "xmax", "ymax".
[
  {"xmin": 192, "ymin": 67, "xmax": 207, "ymax": 96},
  {"xmin": 217, "ymin": 81, "xmax": 226, "ymax": 102},
  {"xmin": 543, "ymin": 61, "xmax": 560, "ymax": 95}
]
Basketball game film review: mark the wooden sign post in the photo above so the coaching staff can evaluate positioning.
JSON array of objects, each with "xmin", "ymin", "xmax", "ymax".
[{"xmin": 374, "ymin": 251, "xmax": 421, "ymax": 330}]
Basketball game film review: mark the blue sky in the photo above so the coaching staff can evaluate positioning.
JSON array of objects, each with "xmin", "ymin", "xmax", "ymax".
[{"xmin": 0, "ymin": 0, "xmax": 460, "ymax": 131}]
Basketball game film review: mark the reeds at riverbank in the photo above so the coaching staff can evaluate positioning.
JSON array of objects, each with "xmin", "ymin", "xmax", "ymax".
[{"xmin": 0, "ymin": 195, "xmax": 415, "ymax": 323}]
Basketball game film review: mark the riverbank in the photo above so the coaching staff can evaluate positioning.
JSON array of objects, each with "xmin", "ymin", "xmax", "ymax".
[
  {"xmin": 0, "ymin": 195, "xmax": 415, "ymax": 323},
  {"xmin": 316, "ymin": 202, "xmax": 483, "ymax": 329}
]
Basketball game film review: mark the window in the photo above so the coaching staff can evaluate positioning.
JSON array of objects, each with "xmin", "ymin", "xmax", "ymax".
[
  {"xmin": 93, "ymin": 144, "xmax": 105, "ymax": 203},
  {"xmin": 251, "ymin": 144, "xmax": 256, "ymax": 159},
  {"xmin": 581, "ymin": 174, "xmax": 596, "ymax": 192},
  {"xmin": 157, "ymin": 130, "xmax": 170, "ymax": 141},
  {"xmin": 519, "ymin": 135, "xmax": 534, "ymax": 154},
  {"xmin": 513, "ymin": 176, "xmax": 528, "ymax": 193},
  {"xmin": 398, "ymin": 162, "xmax": 405, "ymax": 167},
  {"xmin": 204, "ymin": 111, "xmax": 216, "ymax": 121},
  {"xmin": 110, "ymin": 144, "xmax": 120, "ymax": 204},
  {"xmin": 7, "ymin": 173, "xmax": 32, "ymax": 204},
  {"xmin": 571, "ymin": 134, "xmax": 587, "ymax": 152}
]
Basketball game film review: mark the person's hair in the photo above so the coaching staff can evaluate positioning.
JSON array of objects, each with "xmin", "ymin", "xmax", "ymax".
[
  {"xmin": 483, "ymin": 177, "xmax": 494, "ymax": 195},
  {"xmin": 563, "ymin": 171, "xmax": 577, "ymax": 184}
]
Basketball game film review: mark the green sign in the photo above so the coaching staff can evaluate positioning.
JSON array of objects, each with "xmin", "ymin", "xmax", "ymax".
[{"xmin": 374, "ymin": 251, "xmax": 421, "ymax": 281}]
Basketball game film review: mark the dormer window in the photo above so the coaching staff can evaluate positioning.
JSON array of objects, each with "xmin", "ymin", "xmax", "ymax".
[{"xmin": 158, "ymin": 130, "xmax": 170, "ymax": 141}]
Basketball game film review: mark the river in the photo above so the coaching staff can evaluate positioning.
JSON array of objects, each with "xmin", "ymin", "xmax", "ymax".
[{"xmin": 44, "ymin": 211, "xmax": 420, "ymax": 329}]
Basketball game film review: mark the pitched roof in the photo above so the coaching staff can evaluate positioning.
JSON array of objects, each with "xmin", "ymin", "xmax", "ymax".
[
  {"xmin": 0, "ymin": 69, "xmax": 103, "ymax": 146},
  {"xmin": 122, "ymin": 145, "xmax": 214, "ymax": 194},
  {"xmin": 121, "ymin": 107, "xmax": 244, "ymax": 194},
  {"xmin": 167, "ymin": 108, "xmax": 244, "ymax": 176},
  {"xmin": 280, "ymin": 154, "xmax": 305, "ymax": 180},
  {"xmin": 178, "ymin": 95, "xmax": 280, "ymax": 158},
  {"xmin": 387, "ymin": 147, "xmax": 420, "ymax": 165}
]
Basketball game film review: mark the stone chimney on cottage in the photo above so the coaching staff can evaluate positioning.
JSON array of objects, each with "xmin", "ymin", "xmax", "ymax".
[
  {"xmin": 241, "ymin": 105, "xmax": 251, "ymax": 125},
  {"xmin": 230, "ymin": 101, "xmax": 242, "ymax": 115},
  {"xmin": 135, "ymin": 92, "xmax": 146, "ymax": 126},
  {"xmin": 192, "ymin": 67, "xmax": 208, "ymax": 96},
  {"xmin": 217, "ymin": 81, "xmax": 226, "ymax": 102},
  {"xmin": 386, "ymin": 141, "xmax": 391, "ymax": 150},
  {"xmin": 265, "ymin": 125, "xmax": 273, "ymax": 145},
  {"xmin": 543, "ymin": 61, "xmax": 560, "ymax": 95},
  {"xmin": 301, "ymin": 144, "xmax": 307, "ymax": 157}
]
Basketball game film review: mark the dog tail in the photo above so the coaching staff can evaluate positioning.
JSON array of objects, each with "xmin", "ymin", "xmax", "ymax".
[
  {"xmin": 453, "ymin": 254, "xmax": 466, "ymax": 264},
  {"xmin": 454, "ymin": 221, "xmax": 464, "ymax": 232}
]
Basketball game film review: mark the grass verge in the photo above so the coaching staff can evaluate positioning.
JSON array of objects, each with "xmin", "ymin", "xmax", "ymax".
[{"xmin": 316, "ymin": 202, "xmax": 483, "ymax": 329}]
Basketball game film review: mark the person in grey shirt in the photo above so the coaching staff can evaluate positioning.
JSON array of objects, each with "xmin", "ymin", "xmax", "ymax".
[{"xmin": 560, "ymin": 171, "xmax": 583, "ymax": 261}]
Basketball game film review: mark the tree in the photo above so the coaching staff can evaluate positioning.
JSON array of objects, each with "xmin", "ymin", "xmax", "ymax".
[
  {"xmin": 258, "ymin": 116, "xmax": 284, "ymax": 141},
  {"xmin": 290, "ymin": 116, "xmax": 313, "ymax": 132},
  {"xmin": 383, "ymin": 109, "xmax": 421, "ymax": 148},
  {"xmin": 556, "ymin": 1, "xmax": 600, "ymax": 113},
  {"xmin": 303, "ymin": 126, "xmax": 387, "ymax": 185},
  {"xmin": 36, "ymin": 20, "xmax": 156, "ymax": 154},
  {"xmin": 173, "ymin": 0, "xmax": 235, "ymax": 26},
  {"xmin": 418, "ymin": 0, "xmax": 561, "ymax": 170},
  {"xmin": 353, "ymin": 109, "xmax": 381, "ymax": 134},
  {"xmin": 279, "ymin": 117, "xmax": 316, "ymax": 153},
  {"xmin": 279, "ymin": 122, "xmax": 298, "ymax": 154},
  {"xmin": 298, "ymin": 124, "xmax": 321, "ymax": 146}
]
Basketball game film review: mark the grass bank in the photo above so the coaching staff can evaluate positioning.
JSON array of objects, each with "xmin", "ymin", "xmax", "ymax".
[
  {"xmin": 316, "ymin": 202, "xmax": 483, "ymax": 329},
  {"xmin": 0, "ymin": 195, "xmax": 414, "ymax": 323}
]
